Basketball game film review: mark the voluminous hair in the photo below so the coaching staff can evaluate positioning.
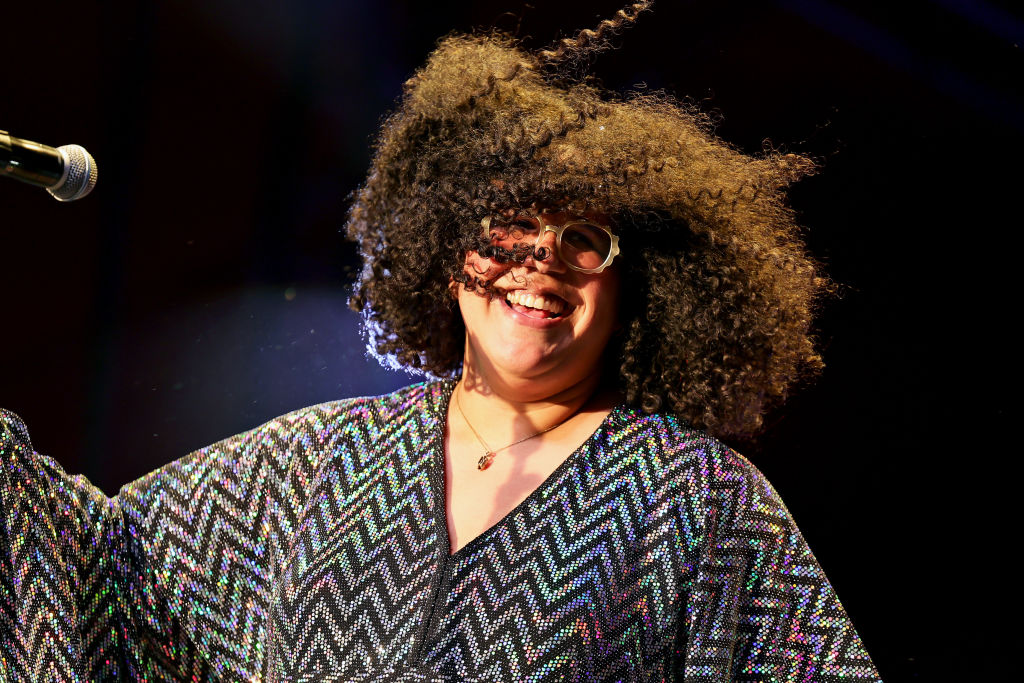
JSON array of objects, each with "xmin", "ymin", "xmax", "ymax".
[{"xmin": 346, "ymin": 13, "xmax": 826, "ymax": 440}]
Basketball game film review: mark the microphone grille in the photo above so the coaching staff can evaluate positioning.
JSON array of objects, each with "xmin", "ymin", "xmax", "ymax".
[{"xmin": 49, "ymin": 144, "xmax": 98, "ymax": 202}]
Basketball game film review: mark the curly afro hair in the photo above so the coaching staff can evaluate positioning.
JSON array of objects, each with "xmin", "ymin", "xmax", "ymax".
[{"xmin": 346, "ymin": 3, "xmax": 827, "ymax": 440}]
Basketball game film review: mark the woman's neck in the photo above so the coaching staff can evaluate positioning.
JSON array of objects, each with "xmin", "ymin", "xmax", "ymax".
[{"xmin": 455, "ymin": 354, "xmax": 610, "ymax": 444}]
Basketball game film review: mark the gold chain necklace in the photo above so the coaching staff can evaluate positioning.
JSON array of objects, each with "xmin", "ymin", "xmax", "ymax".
[{"xmin": 454, "ymin": 385, "xmax": 572, "ymax": 470}]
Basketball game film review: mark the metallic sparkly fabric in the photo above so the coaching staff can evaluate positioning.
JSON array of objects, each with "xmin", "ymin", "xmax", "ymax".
[{"xmin": 0, "ymin": 381, "xmax": 879, "ymax": 681}]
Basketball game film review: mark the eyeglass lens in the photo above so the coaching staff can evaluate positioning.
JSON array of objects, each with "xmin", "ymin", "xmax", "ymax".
[{"xmin": 558, "ymin": 223, "xmax": 612, "ymax": 270}]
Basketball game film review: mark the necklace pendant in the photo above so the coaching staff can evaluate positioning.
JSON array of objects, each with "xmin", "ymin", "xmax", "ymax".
[{"xmin": 477, "ymin": 451, "xmax": 495, "ymax": 470}]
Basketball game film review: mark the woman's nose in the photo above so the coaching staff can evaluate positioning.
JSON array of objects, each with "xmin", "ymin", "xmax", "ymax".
[{"xmin": 529, "ymin": 228, "xmax": 565, "ymax": 272}]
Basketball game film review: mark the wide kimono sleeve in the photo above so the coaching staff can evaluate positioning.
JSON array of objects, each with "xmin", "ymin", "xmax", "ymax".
[
  {"xmin": 682, "ymin": 439, "xmax": 881, "ymax": 681},
  {"xmin": 0, "ymin": 404, "xmax": 333, "ymax": 682}
]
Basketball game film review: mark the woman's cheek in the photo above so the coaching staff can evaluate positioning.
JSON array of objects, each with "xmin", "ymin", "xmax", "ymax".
[{"xmin": 463, "ymin": 251, "xmax": 504, "ymax": 283}]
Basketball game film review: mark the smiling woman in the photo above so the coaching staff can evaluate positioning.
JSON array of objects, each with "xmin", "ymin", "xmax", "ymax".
[
  {"xmin": 449, "ymin": 207, "xmax": 623, "ymax": 537},
  {"xmin": 1, "ymin": 2, "xmax": 881, "ymax": 682}
]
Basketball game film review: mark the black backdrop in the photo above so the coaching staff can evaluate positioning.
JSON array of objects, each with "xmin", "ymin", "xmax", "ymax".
[{"xmin": 2, "ymin": 1, "xmax": 1019, "ymax": 679}]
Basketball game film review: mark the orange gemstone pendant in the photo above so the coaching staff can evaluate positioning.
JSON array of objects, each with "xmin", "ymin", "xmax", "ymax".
[{"xmin": 477, "ymin": 452, "xmax": 495, "ymax": 470}]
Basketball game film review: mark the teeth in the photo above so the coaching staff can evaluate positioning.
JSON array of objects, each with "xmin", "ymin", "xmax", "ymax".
[{"xmin": 504, "ymin": 290, "xmax": 566, "ymax": 314}]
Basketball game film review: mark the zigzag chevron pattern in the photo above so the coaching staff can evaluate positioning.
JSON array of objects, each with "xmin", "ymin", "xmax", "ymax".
[{"xmin": 0, "ymin": 383, "xmax": 879, "ymax": 681}]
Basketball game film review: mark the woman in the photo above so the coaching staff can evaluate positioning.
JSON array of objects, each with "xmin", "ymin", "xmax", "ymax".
[{"xmin": 0, "ymin": 4, "xmax": 879, "ymax": 681}]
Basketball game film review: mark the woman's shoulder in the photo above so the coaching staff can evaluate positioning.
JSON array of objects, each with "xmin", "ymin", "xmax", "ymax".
[
  {"xmin": 607, "ymin": 406, "xmax": 810, "ymax": 569},
  {"xmin": 117, "ymin": 380, "xmax": 452, "ymax": 510},
  {"xmin": 186, "ymin": 379, "xmax": 454, "ymax": 468},
  {"xmin": 605, "ymin": 405, "xmax": 788, "ymax": 515},
  {"xmin": 0, "ymin": 407, "xmax": 31, "ymax": 448},
  {"xmin": 268, "ymin": 379, "xmax": 452, "ymax": 435}
]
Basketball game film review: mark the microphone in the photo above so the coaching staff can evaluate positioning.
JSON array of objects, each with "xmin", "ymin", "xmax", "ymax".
[{"xmin": 0, "ymin": 130, "xmax": 97, "ymax": 202}]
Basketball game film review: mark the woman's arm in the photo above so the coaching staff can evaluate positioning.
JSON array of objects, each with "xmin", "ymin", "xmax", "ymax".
[
  {"xmin": 683, "ymin": 445, "xmax": 881, "ymax": 682},
  {"xmin": 1, "ymin": 408, "xmax": 171, "ymax": 680},
  {"xmin": 0, "ymin": 402, "xmax": 338, "ymax": 681}
]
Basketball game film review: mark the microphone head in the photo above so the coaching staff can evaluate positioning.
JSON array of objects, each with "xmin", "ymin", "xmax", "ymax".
[{"xmin": 48, "ymin": 144, "xmax": 97, "ymax": 201}]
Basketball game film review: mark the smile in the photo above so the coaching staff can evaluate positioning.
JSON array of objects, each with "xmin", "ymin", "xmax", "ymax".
[{"xmin": 503, "ymin": 290, "xmax": 572, "ymax": 320}]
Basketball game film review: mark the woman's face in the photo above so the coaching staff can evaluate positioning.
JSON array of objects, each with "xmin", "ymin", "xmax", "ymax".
[{"xmin": 457, "ymin": 207, "xmax": 621, "ymax": 398}]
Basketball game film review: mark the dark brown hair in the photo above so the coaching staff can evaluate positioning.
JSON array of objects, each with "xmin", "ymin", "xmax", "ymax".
[{"xmin": 346, "ymin": 4, "xmax": 826, "ymax": 439}]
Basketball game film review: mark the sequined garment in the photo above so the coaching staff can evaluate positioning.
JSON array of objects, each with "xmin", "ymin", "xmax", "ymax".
[{"xmin": 0, "ymin": 381, "xmax": 879, "ymax": 681}]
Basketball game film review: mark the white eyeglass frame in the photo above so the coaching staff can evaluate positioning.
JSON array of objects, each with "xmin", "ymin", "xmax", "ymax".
[{"xmin": 480, "ymin": 212, "xmax": 621, "ymax": 274}]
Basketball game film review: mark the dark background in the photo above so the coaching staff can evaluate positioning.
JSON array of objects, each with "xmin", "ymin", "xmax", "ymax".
[{"xmin": 2, "ymin": 0, "xmax": 1018, "ymax": 679}]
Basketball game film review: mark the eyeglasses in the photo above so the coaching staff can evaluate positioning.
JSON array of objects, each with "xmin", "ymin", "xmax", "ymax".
[{"xmin": 480, "ymin": 210, "xmax": 621, "ymax": 274}]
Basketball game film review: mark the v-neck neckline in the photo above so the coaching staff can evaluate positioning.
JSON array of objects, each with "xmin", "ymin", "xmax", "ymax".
[{"xmin": 425, "ymin": 379, "xmax": 621, "ymax": 562}]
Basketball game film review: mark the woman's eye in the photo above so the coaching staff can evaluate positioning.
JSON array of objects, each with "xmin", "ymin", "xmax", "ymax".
[{"xmin": 565, "ymin": 230, "xmax": 597, "ymax": 250}]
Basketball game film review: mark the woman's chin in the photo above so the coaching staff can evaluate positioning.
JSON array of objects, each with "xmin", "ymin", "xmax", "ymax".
[{"xmin": 485, "ymin": 343, "xmax": 562, "ymax": 381}]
